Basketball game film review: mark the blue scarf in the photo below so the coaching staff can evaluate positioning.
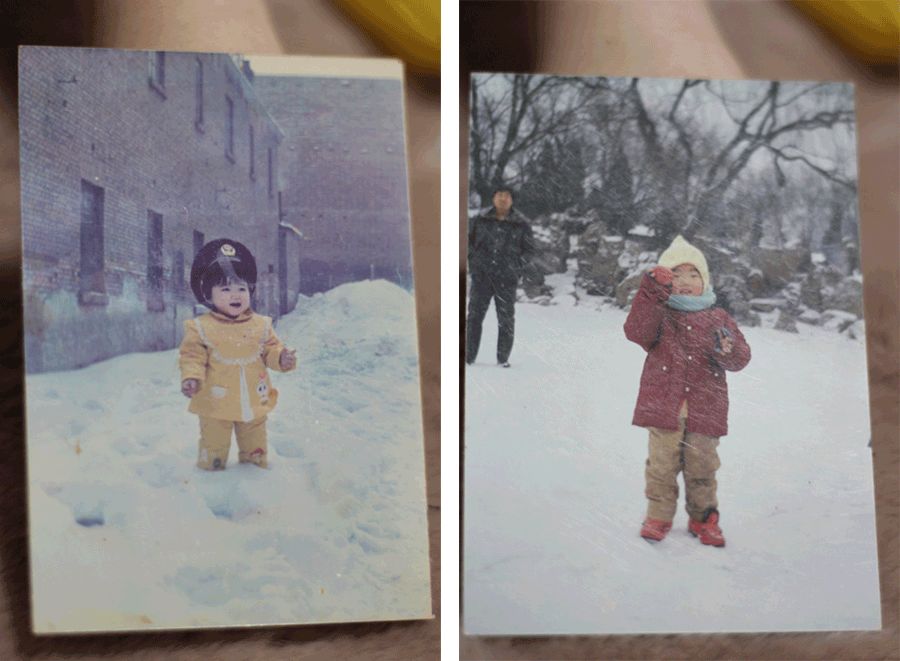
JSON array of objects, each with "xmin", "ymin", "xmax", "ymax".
[{"xmin": 667, "ymin": 288, "xmax": 717, "ymax": 312}]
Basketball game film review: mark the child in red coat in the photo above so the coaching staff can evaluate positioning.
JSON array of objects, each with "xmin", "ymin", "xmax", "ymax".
[{"xmin": 624, "ymin": 235, "xmax": 751, "ymax": 547}]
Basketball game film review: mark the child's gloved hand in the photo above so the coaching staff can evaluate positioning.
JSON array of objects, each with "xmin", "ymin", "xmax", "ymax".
[
  {"xmin": 181, "ymin": 378, "xmax": 200, "ymax": 398},
  {"xmin": 715, "ymin": 328, "xmax": 734, "ymax": 354},
  {"xmin": 279, "ymin": 348, "xmax": 297, "ymax": 370},
  {"xmin": 649, "ymin": 265, "xmax": 673, "ymax": 286}
]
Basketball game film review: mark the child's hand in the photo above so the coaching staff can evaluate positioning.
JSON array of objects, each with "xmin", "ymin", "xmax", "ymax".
[
  {"xmin": 649, "ymin": 266, "xmax": 673, "ymax": 286},
  {"xmin": 181, "ymin": 378, "xmax": 200, "ymax": 398},
  {"xmin": 716, "ymin": 329, "xmax": 734, "ymax": 354},
  {"xmin": 279, "ymin": 348, "xmax": 297, "ymax": 370}
]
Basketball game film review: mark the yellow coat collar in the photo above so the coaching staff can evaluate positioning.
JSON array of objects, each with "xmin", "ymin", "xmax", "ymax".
[{"xmin": 208, "ymin": 308, "xmax": 254, "ymax": 324}]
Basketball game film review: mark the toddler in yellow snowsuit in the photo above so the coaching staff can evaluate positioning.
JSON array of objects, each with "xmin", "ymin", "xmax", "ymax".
[{"xmin": 179, "ymin": 239, "xmax": 296, "ymax": 470}]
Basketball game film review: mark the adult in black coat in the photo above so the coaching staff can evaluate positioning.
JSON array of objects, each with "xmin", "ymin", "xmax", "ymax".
[{"xmin": 465, "ymin": 186, "xmax": 535, "ymax": 367}]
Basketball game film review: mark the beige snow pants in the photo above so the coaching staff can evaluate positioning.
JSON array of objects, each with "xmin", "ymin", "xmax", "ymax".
[
  {"xmin": 197, "ymin": 415, "xmax": 268, "ymax": 470},
  {"xmin": 644, "ymin": 402, "xmax": 720, "ymax": 522}
]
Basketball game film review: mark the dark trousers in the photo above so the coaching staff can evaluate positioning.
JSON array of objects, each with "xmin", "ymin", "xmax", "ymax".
[{"xmin": 466, "ymin": 271, "xmax": 518, "ymax": 364}]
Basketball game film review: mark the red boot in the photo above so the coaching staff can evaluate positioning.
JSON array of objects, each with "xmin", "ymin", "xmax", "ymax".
[
  {"xmin": 688, "ymin": 509, "xmax": 725, "ymax": 547},
  {"xmin": 640, "ymin": 518, "xmax": 672, "ymax": 542}
]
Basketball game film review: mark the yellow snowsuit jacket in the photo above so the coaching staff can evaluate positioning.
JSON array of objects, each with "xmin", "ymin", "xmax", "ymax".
[{"xmin": 178, "ymin": 309, "xmax": 294, "ymax": 422}]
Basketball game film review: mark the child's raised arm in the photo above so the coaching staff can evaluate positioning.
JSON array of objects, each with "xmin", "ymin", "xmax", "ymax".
[
  {"xmin": 624, "ymin": 270, "xmax": 670, "ymax": 351},
  {"xmin": 178, "ymin": 320, "xmax": 208, "ymax": 385}
]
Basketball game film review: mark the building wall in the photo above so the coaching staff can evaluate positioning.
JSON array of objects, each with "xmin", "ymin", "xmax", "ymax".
[
  {"xmin": 19, "ymin": 47, "xmax": 285, "ymax": 373},
  {"xmin": 252, "ymin": 76, "xmax": 414, "ymax": 294}
]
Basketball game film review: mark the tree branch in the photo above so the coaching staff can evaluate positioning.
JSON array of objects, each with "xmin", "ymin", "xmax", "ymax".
[
  {"xmin": 765, "ymin": 144, "xmax": 857, "ymax": 192},
  {"xmin": 704, "ymin": 82, "xmax": 777, "ymax": 188}
]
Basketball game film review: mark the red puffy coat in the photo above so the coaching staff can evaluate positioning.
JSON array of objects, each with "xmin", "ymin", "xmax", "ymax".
[{"xmin": 624, "ymin": 273, "xmax": 751, "ymax": 437}]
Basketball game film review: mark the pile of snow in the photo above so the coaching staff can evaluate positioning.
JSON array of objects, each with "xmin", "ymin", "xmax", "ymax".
[
  {"xmin": 628, "ymin": 224, "xmax": 656, "ymax": 237},
  {"xmin": 464, "ymin": 271, "xmax": 879, "ymax": 635},
  {"xmin": 797, "ymin": 308, "xmax": 822, "ymax": 324},
  {"xmin": 26, "ymin": 279, "xmax": 431, "ymax": 632},
  {"xmin": 821, "ymin": 309, "xmax": 859, "ymax": 332},
  {"xmin": 532, "ymin": 226, "xmax": 556, "ymax": 243},
  {"xmin": 749, "ymin": 298, "xmax": 790, "ymax": 311},
  {"xmin": 617, "ymin": 251, "xmax": 636, "ymax": 269}
]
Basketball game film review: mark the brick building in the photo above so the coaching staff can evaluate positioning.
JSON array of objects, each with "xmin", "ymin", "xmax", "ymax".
[
  {"xmin": 252, "ymin": 75, "xmax": 413, "ymax": 293},
  {"xmin": 19, "ymin": 47, "xmax": 300, "ymax": 373}
]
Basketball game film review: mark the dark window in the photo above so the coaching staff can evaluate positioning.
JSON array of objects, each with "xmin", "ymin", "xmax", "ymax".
[
  {"xmin": 194, "ymin": 57, "xmax": 204, "ymax": 130},
  {"xmin": 147, "ymin": 211, "xmax": 164, "ymax": 311},
  {"xmin": 249, "ymin": 124, "xmax": 255, "ymax": 180},
  {"xmin": 79, "ymin": 180, "xmax": 106, "ymax": 303},
  {"xmin": 193, "ymin": 230, "xmax": 205, "ymax": 256},
  {"xmin": 225, "ymin": 96, "xmax": 235, "ymax": 162},
  {"xmin": 149, "ymin": 51, "xmax": 166, "ymax": 98}
]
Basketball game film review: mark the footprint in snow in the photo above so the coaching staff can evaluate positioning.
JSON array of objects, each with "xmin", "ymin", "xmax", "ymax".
[
  {"xmin": 45, "ymin": 483, "xmax": 136, "ymax": 529},
  {"xmin": 132, "ymin": 456, "xmax": 185, "ymax": 489},
  {"xmin": 196, "ymin": 476, "xmax": 265, "ymax": 522},
  {"xmin": 356, "ymin": 534, "xmax": 383, "ymax": 554},
  {"xmin": 356, "ymin": 522, "xmax": 400, "ymax": 540},
  {"xmin": 169, "ymin": 565, "xmax": 295, "ymax": 607},
  {"xmin": 75, "ymin": 512, "xmax": 105, "ymax": 527}
]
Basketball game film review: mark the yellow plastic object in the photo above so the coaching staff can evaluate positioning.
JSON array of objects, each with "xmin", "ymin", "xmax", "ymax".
[
  {"xmin": 333, "ymin": 0, "xmax": 440, "ymax": 74},
  {"xmin": 791, "ymin": 0, "xmax": 899, "ymax": 66}
]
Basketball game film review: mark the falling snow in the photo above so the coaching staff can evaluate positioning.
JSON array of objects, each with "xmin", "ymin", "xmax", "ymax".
[{"xmin": 464, "ymin": 270, "xmax": 880, "ymax": 635}]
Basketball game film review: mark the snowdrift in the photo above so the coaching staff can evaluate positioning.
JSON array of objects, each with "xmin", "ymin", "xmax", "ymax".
[
  {"xmin": 26, "ymin": 280, "xmax": 431, "ymax": 632},
  {"xmin": 464, "ymin": 273, "xmax": 880, "ymax": 635}
]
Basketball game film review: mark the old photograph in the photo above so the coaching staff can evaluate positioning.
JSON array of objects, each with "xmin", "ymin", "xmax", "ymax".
[
  {"xmin": 19, "ymin": 46, "xmax": 431, "ymax": 633},
  {"xmin": 463, "ymin": 72, "xmax": 880, "ymax": 635}
]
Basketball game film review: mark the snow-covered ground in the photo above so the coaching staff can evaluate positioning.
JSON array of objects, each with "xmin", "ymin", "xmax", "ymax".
[
  {"xmin": 464, "ymin": 269, "xmax": 881, "ymax": 635},
  {"xmin": 26, "ymin": 280, "xmax": 431, "ymax": 633}
]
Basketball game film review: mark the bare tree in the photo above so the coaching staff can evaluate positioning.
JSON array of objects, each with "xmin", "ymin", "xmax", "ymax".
[
  {"xmin": 469, "ymin": 74, "xmax": 588, "ymax": 206},
  {"xmin": 689, "ymin": 83, "xmax": 853, "ymax": 236},
  {"xmin": 618, "ymin": 79, "xmax": 855, "ymax": 242},
  {"xmin": 471, "ymin": 75, "xmax": 856, "ymax": 255}
]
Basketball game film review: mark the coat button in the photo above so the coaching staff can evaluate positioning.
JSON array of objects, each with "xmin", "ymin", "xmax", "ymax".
[
  {"xmin": 684, "ymin": 386, "xmax": 690, "ymax": 392},
  {"xmin": 687, "ymin": 355, "xmax": 693, "ymax": 361},
  {"xmin": 662, "ymin": 365, "xmax": 667, "ymax": 371},
  {"xmin": 687, "ymin": 325, "xmax": 692, "ymax": 331},
  {"xmin": 714, "ymin": 372, "xmax": 719, "ymax": 377}
]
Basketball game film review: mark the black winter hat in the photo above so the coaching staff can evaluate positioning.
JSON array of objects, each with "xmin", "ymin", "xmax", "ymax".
[{"xmin": 190, "ymin": 238, "xmax": 258, "ymax": 308}]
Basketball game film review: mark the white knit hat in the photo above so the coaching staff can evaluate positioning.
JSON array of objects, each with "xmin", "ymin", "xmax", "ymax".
[{"xmin": 658, "ymin": 235, "xmax": 711, "ymax": 289}]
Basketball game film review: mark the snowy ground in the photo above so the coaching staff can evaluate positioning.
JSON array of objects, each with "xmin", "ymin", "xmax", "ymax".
[
  {"xmin": 463, "ymin": 269, "xmax": 881, "ymax": 635},
  {"xmin": 26, "ymin": 280, "xmax": 431, "ymax": 633}
]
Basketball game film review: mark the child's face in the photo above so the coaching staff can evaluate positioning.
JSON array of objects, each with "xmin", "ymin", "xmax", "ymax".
[
  {"xmin": 211, "ymin": 279, "xmax": 251, "ymax": 317},
  {"xmin": 672, "ymin": 264, "xmax": 703, "ymax": 296}
]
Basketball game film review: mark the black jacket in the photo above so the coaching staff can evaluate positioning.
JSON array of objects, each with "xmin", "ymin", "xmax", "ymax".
[{"xmin": 468, "ymin": 207, "xmax": 535, "ymax": 279}]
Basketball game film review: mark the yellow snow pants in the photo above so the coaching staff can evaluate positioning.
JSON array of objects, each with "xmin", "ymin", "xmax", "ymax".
[
  {"xmin": 197, "ymin": 415, "xmax": 268, "ymax": 470},
  {"xmin": 644, "ymin": 402, "xmax": 720, "ymax": 522}
]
